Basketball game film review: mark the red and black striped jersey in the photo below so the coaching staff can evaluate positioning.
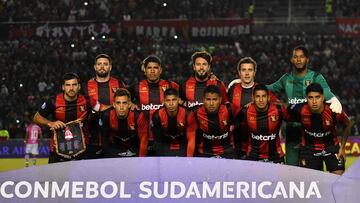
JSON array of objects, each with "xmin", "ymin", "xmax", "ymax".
[
  {"xmin": 99, "ymin": 108, "xmax": 148, "ymax": 156},
  {"xmin": 129, "ymin": 79, "xmax": 179, "ymax": 142},
  {"xmin": 228, "ymin": 83, "xmax": 280, "ymax": 153},
  {"xmin": 238, "ymin": 103, "xmax": 289, "ymax": 160},
  {"xmin": 37, "ymin": 93, "xmax": 89, "ymax": 152},
  {"xmin": 83, "ymin": 76, "xmax": 126, "ymax": 146},
  {"xmin": 151, "ymin": 106, "xmax": 196, "ymax": 157},
  {"xmin": 228, "ymin": 83, "xmax": 280, "ymax": 109},
  {"xmin": 193, "ymin": 103, "xmax": 238, "ymax": 158},
  {"xmin": 180, "ymin": 77, "xmax": 229, "ymax": 108},
  {"xmin": 288, "ymin": 103, "xmax": 350, "ymax": 151},
  {"xmin": 84, "ymin": 76, "xmax": 126, "ymax": 110}
]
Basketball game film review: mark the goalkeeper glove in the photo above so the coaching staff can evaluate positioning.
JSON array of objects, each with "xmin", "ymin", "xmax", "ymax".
[
  {"xmin": 227, "ymin": 79, "xmax": 242, "ymax": 90},
  {"xmin": 326, "ymin": 96, "xmax": 342, "ymax": 114}
]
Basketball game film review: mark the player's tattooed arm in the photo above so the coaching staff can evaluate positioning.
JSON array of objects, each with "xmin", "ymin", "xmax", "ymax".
[{"xmin": 33, "ymin": 112, "xmax": 66, "ymax": 130}]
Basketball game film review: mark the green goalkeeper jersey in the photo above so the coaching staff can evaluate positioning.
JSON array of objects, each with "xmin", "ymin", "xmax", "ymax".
[
  {"xmin": 267, "ymin": 69, "xmax": 334, "ymax": 104},
  {"xmin": 267, "ymin": 69, "xmax": 334, "ymax": 127}
]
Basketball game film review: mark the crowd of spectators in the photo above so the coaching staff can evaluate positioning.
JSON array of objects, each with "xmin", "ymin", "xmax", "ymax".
[
  {"xmin": 333, "ymin": 0, "xmax": 360, "ymax": 17},
  {"xmin": 1, "ymin": 0, "xmax": 359, "ymax": 23},
  {"xmin": 0, "ymin": 33, "xmax": 359, "ymax": 138},
  {"xmin": 0, "ymin": 0, "xmax": 248, "ymax": 22}
]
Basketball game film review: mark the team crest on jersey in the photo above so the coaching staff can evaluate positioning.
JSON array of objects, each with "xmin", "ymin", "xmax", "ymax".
[
  {"xmin": 271, "ymin": 115, "xmax": 276, "ymax": 122},
  {"xmin": 305, "ymin": 80, "xmax": 311, "ymax": 86},
  {"xmin": 41, "ymin": 102, "xmax": 46, "ymax": 109},
  {"xmin": 129, "ymin": 125, "xmax": 135, "ymax": 130},
  {"xmin": 141, "ymin": 87, "xmax": 148, "ymax": 92},
  {"xmin": 80, "ymin": 105, "xmax": 85, "ymax": 112},
  {"xmin": 188, "ymin": 85, "xmax": 194, "ymax": 90},
  {"xmin": 162, "ymin": 86, "xmax": 168, "ymax": 92},
  {"xmin": 112, "ymin": 87, "xmax": 119, "ymax": 93},
  {"xmin": 249, "ymin": 116, "xmax": 256, "ymax": 121},
  {"xmin": 222, "ymin": 120, "xmax": 228, "ymax": 126},
  {"xmin": 325, "ymin": 119, "xmax": 331, "ymax": 126}
]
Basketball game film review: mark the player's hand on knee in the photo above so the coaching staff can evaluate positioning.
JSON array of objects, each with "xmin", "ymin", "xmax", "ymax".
[{"xmin": 337, "ymin": 147, "xmax": 346, "ymax": 162}]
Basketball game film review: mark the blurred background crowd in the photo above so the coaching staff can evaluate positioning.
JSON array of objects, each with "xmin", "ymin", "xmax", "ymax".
[
  {"xmin": 0, "ymin": 0, "xmax": 359, "ymax": 138},
  {"xmin": 1, "ymin": 0, "xmax": 359, "ymax": 22}
]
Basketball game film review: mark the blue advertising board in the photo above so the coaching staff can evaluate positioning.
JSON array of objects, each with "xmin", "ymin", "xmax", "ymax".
[{"xmin": 0, "ymin": 140, "xmax": 50, "ymax": 158}]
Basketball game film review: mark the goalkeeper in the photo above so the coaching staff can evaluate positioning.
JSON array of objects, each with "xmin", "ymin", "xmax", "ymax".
[{"xmin": 266, "ymin": 45, "xmax": 342, "ymax": 166}]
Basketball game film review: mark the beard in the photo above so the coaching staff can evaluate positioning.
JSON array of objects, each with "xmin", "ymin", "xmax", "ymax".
[
  {"xmin": 195, "ymin": 71, "xmax": 209, "ymax": 81},
  {"xmin": 294, "ymin": 67, "xmax": 306, "ymax": 74},
  {"xmin": 65, "ymin": 90, "xmax": 78, "ymax": 99},
  {"xmin": 96, "ymin": 71, "xmax": 109, "ymax": 78},
  {"xmin": 292, "ymin": 63, "xmax": 307, "ymax": 73}
]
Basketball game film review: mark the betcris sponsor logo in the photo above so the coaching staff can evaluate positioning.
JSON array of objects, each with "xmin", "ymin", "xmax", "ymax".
[
  {"xmin": 141, "ymin": 104, "xmax": 163, "ymax": 111},
  {"xmin": 288, "ymin": 97, "xmax": 307, "ymax": 104},
  {"xmin": 304, "ymin": 129, "xmax": 331, "ymax": 138},
  {"xmin": 251, "ymin": 133, "xmax": 276, "ymax": 141},
  {"xmin": 187, "ymin": 101, "xmax": 203, "ymax": 108},
  {"xmin": 203, "ymin": 132, "xmax": 229, "ymax": 140}
]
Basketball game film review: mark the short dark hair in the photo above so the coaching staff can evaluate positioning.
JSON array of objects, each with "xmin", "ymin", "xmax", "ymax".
[
  {"xmin": 293, "ymin": 45, "xmax": 309, "ymax": 58},
  {"xmin": 164, "ymin": 88, "xmax": 179, "ymax": 97},
  {"xmin": 237, "ymin": 56, "xmax": 257, "ymax": 72},
  {"xmin": 203, "ymin": 85, "xmax": 221, "ymax": 97},
  {"xmin": 113, "ymin": 88, "xmax": 131, "ymax": 100},
  {"xmin": 253, "ymin": 84, "xmax": 269, "ymax": 96},
  {"xmin": 306, "ymin": 83, "xmax": 323, "ymax": 95},
  {"xmin": 95, "ymin": 54, "xmax": 112, "ymax": 64},
  {"xmin": 62, "ymin": 72, "xmax": 80, "ymax": 84},
  {"xmin": 191, "ymin": 51, "xmax": 212, "ymax": 65},
  {"xmin": 141, "ymin": 55, "xmax": 162, "ymax": 72}
]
